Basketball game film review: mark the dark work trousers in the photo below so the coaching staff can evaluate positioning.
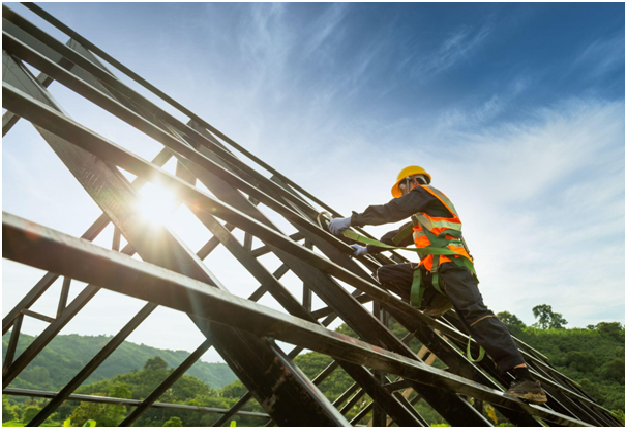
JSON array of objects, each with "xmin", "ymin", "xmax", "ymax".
[{"xmin": 376, "ymin": 261, "xmax": 526, "ymax": 372}]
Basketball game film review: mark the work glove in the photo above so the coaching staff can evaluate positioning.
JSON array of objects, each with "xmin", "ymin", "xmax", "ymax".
[
  {"xmin": 350, "ymin": 244, "xmax": 368, "ymax": 257},
  {"xmin": 328, "ymin": 217, "xmax": 351, "ymax": 235}
]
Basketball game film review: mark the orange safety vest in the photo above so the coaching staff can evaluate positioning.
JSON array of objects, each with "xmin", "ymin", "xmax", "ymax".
[{"xmin": 410, "ymin": 185, "xmax": 473, "ymax": 271}]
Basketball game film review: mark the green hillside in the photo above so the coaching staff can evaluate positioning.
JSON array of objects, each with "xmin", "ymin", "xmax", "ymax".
[
  {"xmin": 2, "ymin": 333, "xmax": 236, "ymax": 391},
  {"xmin": 2, "ymin": 356, "xmax": 266, "ymax": 427},
  {"xmin": 2, "ymin": 306, "xmax": 624, "ymax": 427}
]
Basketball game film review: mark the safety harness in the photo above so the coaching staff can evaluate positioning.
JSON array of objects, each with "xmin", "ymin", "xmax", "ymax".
[
  {"xmin": 341, "ymin": 229, "xmax": 475, "ymax": 307},
  {"xmin": 342, "ymin": 185, "xmax": 476, "ymax": 306}
]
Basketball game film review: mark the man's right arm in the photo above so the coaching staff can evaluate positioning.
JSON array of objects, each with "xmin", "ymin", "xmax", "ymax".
[{"xmin": 349, "ymin": 186, "xmax": 437, "ymax": 228}]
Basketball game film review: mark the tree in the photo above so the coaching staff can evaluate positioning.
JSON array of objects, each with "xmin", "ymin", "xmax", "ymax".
[
  {"xmin": 532, "ymin": 304, "xmax": 567, "ymax": 329},
  {"xmin": 2, "ymin": 396, "xmax": 18, "ymax": 423},
  {"xmin": 164, "ymin": 416, "xmax": 183, "ymax": 427},
  {"xmin": 565, "ymin": 351, "xmax": 596, "ymax": 373},
  {"xmin": 497, "ymin": 311, "xmax": 526, "ymax": 335},
  {"xmin": 23, "ymin": 366, "xmax": 51, "ymax": 386},
  {"xmin": 601, "ymin": 357, "xmax": 625, "ymax": 382},
  {"xmin": 144, "ymin": 356, "xmax": 168, "ymax": 371},
  {"xmin": 108, "ymin": 383, "xmax": 132, "ymax": 399},
  {"xmin": 22, "ymin": 406, "xmax": 41, "ymax": 424},
  {"xmin": 596, "ymin": 322, "xmax": 624, "ymax": 341},
  {"xmin": 219, "ymin": 380, "xmax": 247, "ymax": 399},
  {"xmin": 69, "ymin": 397, "xmax": 126, "ymax": 427}
]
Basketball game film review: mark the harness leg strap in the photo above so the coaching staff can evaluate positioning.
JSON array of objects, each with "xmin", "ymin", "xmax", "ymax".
[
  {"xmin": 467, "ymin": 335, "xmax": 486, "ymax": 362},
  {"xmin": 431, "ymin": 254, "xmax": 445, "ymax": 295},
  {"xmin": 411, "ymin": 266, "xmax": 425, "ymax": 308}
]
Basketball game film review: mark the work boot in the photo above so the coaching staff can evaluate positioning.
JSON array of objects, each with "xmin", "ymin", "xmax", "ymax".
[
  {"xmin": 505, "ymin": 379, "xmax": 547, "ymax": 405},
  {"xmin": 423, "ymin": 293, "xmax": 454, "ymax": 318}
]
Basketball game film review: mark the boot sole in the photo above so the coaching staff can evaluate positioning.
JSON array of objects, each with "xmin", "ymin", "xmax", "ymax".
[
  {"xmin": 505, "ymin": 391, "xmax": 548, "ymax": 405},
  {"xmin": 424, "ymin": 305, "xmax": 454, "ymax": 319}
]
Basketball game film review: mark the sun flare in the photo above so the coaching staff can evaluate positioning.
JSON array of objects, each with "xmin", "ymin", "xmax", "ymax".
[{"xmin": 137, "ymin": 183, "xmax": 179, "ymax": 225}]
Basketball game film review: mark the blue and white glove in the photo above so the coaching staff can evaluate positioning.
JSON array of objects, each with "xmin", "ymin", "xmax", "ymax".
[
  {"xmin": 350, "ymin": 244, "xmax": 368, "ymax": 257},
  {"xmin": 328, "ymin": 217, "xmax": 351, "ymax": 235}
]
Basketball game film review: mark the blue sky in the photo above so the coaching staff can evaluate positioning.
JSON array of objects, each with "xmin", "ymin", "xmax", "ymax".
[{"xmin": 2, "ymin": 2, "xmax": 624, "ymax": 363}]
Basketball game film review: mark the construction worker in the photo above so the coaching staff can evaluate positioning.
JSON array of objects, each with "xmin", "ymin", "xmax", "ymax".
[{"xmin": 328, "ymin": 165, "xmax": 547, "ymax": 405}]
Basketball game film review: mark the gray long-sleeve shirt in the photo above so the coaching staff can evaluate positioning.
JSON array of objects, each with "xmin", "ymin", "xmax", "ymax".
[{"xmin": 350, "ymin": 185, "xmax": 451, "ymax": 254}]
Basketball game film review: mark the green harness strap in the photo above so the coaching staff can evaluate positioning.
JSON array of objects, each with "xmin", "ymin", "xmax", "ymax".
[
  {"xmin": 342, "ymin": 229, "xmax": 485, "ymax": 362},
  {"xmin": 410, "ymin": 254, "xmax": 445, "ymax": 309},
  {"xmin": 342, "ymin": 229, "xmax": 465, "ymax": 257},
  {"xmin": 411, "ymin": 268, "xmax": 424, "ymax": 308},
  {"xmin": 342, "ymin": 229, "xmax": 476, "ymax": 275},
  {"xmin": 343, "ymin": 229, "xmax": 471, "ymax": 305},
  {"xmin": 467, "ymin": 335, "xmax": 485, "ymax": 362}
]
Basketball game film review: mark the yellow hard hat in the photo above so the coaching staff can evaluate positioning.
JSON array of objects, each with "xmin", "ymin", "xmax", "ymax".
[{"xmin": 391, "ymin": 165, "xmax": 431, "ymax": 198}]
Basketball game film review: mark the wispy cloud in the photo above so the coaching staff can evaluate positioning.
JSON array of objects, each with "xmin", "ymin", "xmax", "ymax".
[
  {"xmin": 300, "ymin": 3, "xmax": 350, "ymax": 59},
  {"xmin": 435, "ymin": 74, "xmax": 534, "ymax": 131},
  {"xmin": 572, "ymin": 32, "xmax": 625, "ymax": 78},
  {"xmin": 410, "ymin": 24, "xmax": 493, "ymax": 77}
]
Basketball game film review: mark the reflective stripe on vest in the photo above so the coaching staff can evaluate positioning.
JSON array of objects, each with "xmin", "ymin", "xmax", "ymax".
[{"xmin": 411, "ymin": 185, "xmax": 472, "ymax": 270}]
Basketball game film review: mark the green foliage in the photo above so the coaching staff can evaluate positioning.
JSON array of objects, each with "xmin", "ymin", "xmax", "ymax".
[
  {"xmin": 497, "ymin": 311, "xmax": 526, "ymax": 336},
  {"xmin": 108, "ymin": 383, "xmax": 132, "ymax": 400},
  {"xmin": 610, "ymin": 409, "xmax": 625, "ymax": 425},
  {"xmin": 2, "ymin": 420, "xmax": 25, "ymax": 427},
  {"xmin": 601, "ymin": 357, "xmax": 625, "ymax": 382},
  {"xmin": 2, "ymin": 311, "xmax": 623, "ymax": 426},
  {"xmin": 2, "ymin": 333, "xmax": 236, "ymax": 391},
  {"xmin": 516, "ymin": 318, "xmax": 625, "ymax": 411},
  {"xmin": 596, "ymin": 322, "xmax": 624, "ymax": 341},
  {"xmin": 163, "ymin": 416, "xmax": 183, "ymax": 427},
  {"xmin": 145, "ymin": 356, "xmax": 169, "ymax": 371},
  {"xmin": 3, "ymin": 396, "xmax": 19, "ymax": 423},
  {"xmin": 68, "ymin": 397, "xmax": 126, "ymax": 427},
  {"xmin": 75, "ymin": 367, "xmax": 213, "ymax": 406},
  {"xmin": 218, "ymin": 380, "xmax": 246, "ymax": 399},
  {"xmin": 22, "ymin": 406, "xmax": 41, "ymax": 424},
  {"xmin": 565, "ymin": 351, "xmax": 597, "ymax": 373},
  {"xmin": 532, "ymin": 304, "xmax": 568, "ymax": 329}
]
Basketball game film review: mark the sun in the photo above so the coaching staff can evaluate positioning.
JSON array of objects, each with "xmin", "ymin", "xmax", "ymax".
[{"xmin": 137, "ymin": 183, "xmax": 179, "ymax": 225}]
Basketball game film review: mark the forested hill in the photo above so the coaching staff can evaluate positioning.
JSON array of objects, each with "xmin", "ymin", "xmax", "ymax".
[
  {"xmin": 1, "ymin": 333, "xmax": 236, "ymax": 391},
  {"xmin": 497, "ymin": 313, "xmax": 625, "ymax": 413},
  {"xmin": 1, "ymin": 309, "xmax": 624, "ymax": 427}
]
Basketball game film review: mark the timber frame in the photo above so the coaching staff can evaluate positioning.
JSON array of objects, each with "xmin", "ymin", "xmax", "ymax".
[{"xmin": 1, "ymin": 3, "xmax": 621, "ymax": 427}]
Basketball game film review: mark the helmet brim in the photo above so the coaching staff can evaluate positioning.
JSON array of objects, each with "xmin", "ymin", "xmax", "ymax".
[
  {"xmin": 391, "ymin": 183, "xmax": 402, "ymax": 198},
  {"xmin": 391, "ymin": 174, "xmax": 431, "ymax": 198}
]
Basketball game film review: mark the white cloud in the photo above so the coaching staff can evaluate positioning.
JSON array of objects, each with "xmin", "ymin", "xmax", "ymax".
[{"xmin": 288, "ymin": 97, "xmax": 624, "ymax": 327}]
